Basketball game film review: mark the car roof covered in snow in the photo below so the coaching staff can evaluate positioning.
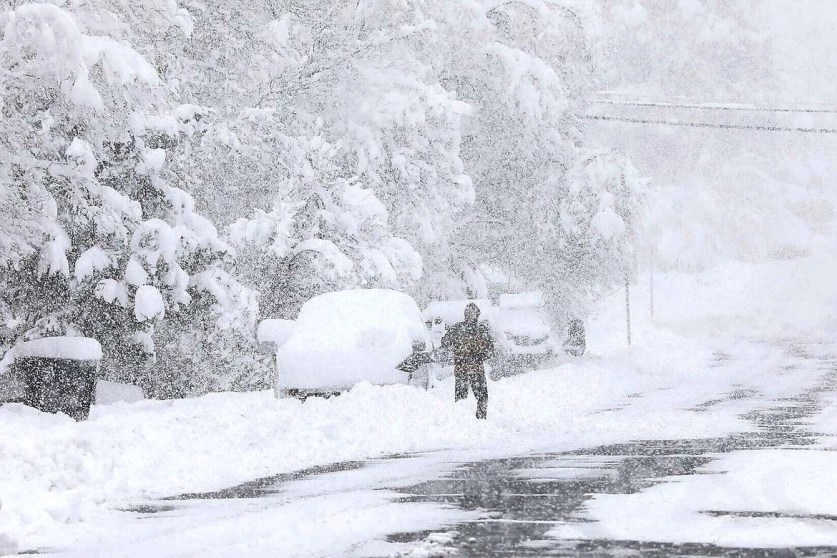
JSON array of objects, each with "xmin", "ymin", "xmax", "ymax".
[
  {"xmin": 278, "ymin": 289, "xmax": 427, "ymax": 389},
  {"xmin": 14, "ymin": 337, "xmax": 103, "ymax": 361},
  {"xmin": 499, "ymin": 292, "xmax": 544, "ymax": 309},
  {"xmin": 423, "ymin": 299, "xmax": 496, "ymax": 324}
]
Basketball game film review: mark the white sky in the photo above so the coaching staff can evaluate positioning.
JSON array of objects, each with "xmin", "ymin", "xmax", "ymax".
[{"xmin": 762, "ymin": 0, "xmax": 837, "ymax": 104}]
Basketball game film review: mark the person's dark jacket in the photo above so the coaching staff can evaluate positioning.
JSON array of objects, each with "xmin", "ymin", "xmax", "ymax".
[{"xmin": 442, "ymin": 320, "xmax": 495, "ymax": 375}]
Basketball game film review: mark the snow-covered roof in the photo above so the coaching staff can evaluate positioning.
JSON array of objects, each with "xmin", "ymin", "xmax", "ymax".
[
  {"xmin": 498, "ymin": 292, "xmax": 544, "ymax": 309},
  {"xmin": 257, "ymin": 319, "xmax": 296, "ymax": 346},
  {"xmin": 14, "ymin": 337, "xmax": 103, "ymax": 361},
  {"xmin": 498, "ymin": 307, "xmax": 551, "ymax": 337}
]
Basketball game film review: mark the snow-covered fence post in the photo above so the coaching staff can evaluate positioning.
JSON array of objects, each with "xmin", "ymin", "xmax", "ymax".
[{"xmin": 625, "ymin": 273, "xmax": 632, "ymax": 346}]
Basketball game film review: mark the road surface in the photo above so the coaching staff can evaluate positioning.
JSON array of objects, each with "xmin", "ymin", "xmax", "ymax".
[{"xmin": 38, "ymin": 342, "xmax": 837, "ymax": 557}]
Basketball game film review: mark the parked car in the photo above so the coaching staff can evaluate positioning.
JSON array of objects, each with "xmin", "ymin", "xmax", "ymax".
[
  {"xmin": 497, "ymin": 292, "xmax": 555, "ymax": 356},
  {"xmin": 277, "ymin": 289, "xmax": 430, "ymax": 398}
]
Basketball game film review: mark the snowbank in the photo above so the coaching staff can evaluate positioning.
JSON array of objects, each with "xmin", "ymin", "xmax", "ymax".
[{"xmin": 548, "ymin": 450, "xmax": 837, "ymax": 548}]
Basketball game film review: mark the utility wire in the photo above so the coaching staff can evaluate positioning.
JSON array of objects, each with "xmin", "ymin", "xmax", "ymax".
[
  {"xmin": 581, "ymin": 114, "xmax": 837, "ymax": 134},
  {"xmin": 590, "ymin": 99, "xmax": 837, "ymax": 114}
]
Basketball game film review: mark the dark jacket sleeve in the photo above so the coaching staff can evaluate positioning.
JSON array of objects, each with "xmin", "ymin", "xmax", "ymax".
[
  {"xmin": 479, "ymin": 323, "xmax": 495, "ymax": 360},
  {"xmin": 441, "ymin": 323, "xmax": 459, "ymax": 349}
]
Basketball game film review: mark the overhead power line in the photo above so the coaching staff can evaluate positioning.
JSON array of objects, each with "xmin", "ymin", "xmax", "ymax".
[
  {"xmin": 590, "ymin": 99, "xmax": 837, "ymax": 114},
  {"xmin": 581, "ymin": 114, "xmax": 837, "ymax": 134}
]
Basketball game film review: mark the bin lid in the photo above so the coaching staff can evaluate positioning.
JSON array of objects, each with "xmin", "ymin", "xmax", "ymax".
[{"xmin": 14, "ymin": 337, "xmax": 102, "ymax": 361}]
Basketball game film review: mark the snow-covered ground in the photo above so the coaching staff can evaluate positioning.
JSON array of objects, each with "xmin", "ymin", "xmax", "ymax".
[
  {"xmin": 1, "ymin": 343, "xmax": 759, "ymax": 554},
  {"xmin": 548, "ymin": 448, "xmax": 837, "ymax": 548},
  {"xmin": 5, "ymin": 234, "xmax": 837, "ymax": 555}
]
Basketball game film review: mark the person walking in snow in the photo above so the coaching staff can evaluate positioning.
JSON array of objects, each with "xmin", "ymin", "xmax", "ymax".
[{"xmin": 442, "ymin": 302, "xmax": 494, "ymax": 419}]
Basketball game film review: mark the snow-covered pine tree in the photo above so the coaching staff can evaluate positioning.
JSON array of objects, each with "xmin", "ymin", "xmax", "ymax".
[{"xmin": 0, "ymin": 4, "xmax": 263, "ymax": 397}]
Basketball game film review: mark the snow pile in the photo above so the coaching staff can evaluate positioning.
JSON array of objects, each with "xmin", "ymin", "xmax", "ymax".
[
  {"xmin": 13, "ymin": 337, "xmax": 102, "ymax": 361},
  {"xmin": 394, "ymin": 531, "xmax": 460, "ymax": 557},
  {"xmin": 257, "ymin": 319, "xmax": 295, "ymax": 346},
  {"xmin": 94, "ymin": 381, "xmax": 144, "ymax": 405},
  {"xmin": 278, "ymin": 289, "xmax": 427, "ymax": 390},
  {"xmin": 548, "ymin": 450, "xmax": 837, "ymax": 548}
]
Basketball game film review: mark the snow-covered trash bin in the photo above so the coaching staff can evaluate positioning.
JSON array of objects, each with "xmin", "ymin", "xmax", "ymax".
[
  {"xmin": 278, "ymin": 289, "xmax": 430, "ymax": 398},
  {"xmin": 11, "ymin": 337, "xmax": 102, "ymax": 421}
]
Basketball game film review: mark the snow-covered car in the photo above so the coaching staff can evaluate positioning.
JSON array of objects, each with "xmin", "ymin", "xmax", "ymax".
[
  {"xmin": 497, "ymin": 292, "xmax": 555, "ymax": 356},
  {"xmin": 277, "ymin": 289, "xmax": 430, "ymax": 397}
]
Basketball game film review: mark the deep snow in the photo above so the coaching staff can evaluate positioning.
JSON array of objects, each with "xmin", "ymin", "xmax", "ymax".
[{"xmin": 4, "ymin": 234, "xmax": 837, "ymax": 554}]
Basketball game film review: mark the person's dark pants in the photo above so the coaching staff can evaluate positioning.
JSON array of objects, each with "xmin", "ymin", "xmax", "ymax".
[{"xmin": 455, "ymin": 371, "xmax": 488, "ymax": 419}]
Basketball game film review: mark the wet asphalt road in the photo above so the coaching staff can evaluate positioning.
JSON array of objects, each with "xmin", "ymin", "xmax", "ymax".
[
  {"xmin": 122, "ymin": 344, "xmax": 837, "ymax": 557},
  {"xmin": 382, "ymin": 346, "xmax": 837, "ymax": 556}
]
